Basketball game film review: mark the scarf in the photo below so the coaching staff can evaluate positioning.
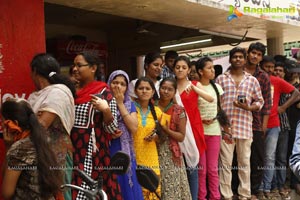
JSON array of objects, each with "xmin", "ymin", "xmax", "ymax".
[
  {"xmin": 75, "ymin": 81, "xmax": 108, "ymax": 104},
  {"xmin": 175, "ymin": 92, "xmax": 199, "ymax": 168},
  {"xmin": 166, "ymin": 104, "xmax": 183, "ymax": 167},
  {"xmin": 4, "ymin": 120, "xmax": 30, "ymax": 142},
  {"xmin": 28, "ymin": 84, "xmax": 75, "ymax": 134},
  {"xmin": 107, "ymin": 70, "xmax": 135, "ymax": 187}
]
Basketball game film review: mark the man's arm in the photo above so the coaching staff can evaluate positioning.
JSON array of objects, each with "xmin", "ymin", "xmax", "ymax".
[
  {"xmin": 262, "ymin": 115, "xmax": 269, "ymax": 135},
  {"xmin": 278, "ymin": 89, "xmax": 300, "ymax": 114}
]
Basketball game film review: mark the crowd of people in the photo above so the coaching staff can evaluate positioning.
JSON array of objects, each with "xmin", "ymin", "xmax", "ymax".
[{"xmin": 1, "ymin": 42, "xmax": 300, "ymax": 200}]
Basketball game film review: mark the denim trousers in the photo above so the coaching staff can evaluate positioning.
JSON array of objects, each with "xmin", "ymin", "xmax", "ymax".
[
  {"xmin": 271, "ymin": 129, "xmax": 289, "ymax": 190},
  {"xmin": 259, "ymin": 127, "xmax": 280, "ymax": 192},
  {"xmin": 187, "ymin": 166, "xmax": 199, "ymax": 200}
]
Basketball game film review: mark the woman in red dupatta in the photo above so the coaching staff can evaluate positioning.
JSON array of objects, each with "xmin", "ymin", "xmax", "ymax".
[{"xmin": 71, "ymin": 52, "xmax": 122, "ymax": 200}]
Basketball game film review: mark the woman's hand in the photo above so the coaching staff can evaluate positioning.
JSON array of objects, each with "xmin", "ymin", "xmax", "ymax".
[
  {"xmin": 90, "ymin": 95, "xmax": 109, "ymax": 112},
  {"xmin": 184, "ymin": 83, "xmax": 193, "ymax": 94},
  {"xmin": 144, "ymin": 132, "xmax": 158, "ymax": 142},
  {"xmin": 111, "ymin": 129, "xmax": 123, "ymax": 139},
  {"xmin": 112, "ymin": 87, "xmax": 125, "ymax": 105},
  {"xmin": 202, "ymin": 119, "xmax": 214, "ymax": 125}
]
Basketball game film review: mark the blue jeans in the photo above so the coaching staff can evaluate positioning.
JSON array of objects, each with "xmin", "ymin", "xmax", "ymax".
[
  {"xmin": 272, "ymin": 129, "xmax": 289, "ymax": 190},
  {"xmin": 259, "ymin": 127, "xmax": 280, "ymax": 192},
  {"xmin": 187, "ymin": 167, "xmax": 199, "ymax": 200}
]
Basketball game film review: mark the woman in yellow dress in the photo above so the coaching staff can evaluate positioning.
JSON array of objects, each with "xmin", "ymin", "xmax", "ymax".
[{"xmin": 133, "ymin": 76, "xmax": 163, "ymax": 199}]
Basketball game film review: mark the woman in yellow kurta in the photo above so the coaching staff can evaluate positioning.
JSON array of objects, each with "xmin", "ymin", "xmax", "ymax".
[{"xmin": 133, "ymin": 76, "xmax": 163, "ymax": 199}]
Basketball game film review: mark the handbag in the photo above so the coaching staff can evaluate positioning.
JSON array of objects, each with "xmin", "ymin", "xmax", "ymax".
[{"xmin": 210, "ymin": 81, "xmax": 231, "ymax": 127}]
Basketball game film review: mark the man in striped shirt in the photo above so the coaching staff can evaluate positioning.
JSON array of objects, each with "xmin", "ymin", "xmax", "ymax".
[
  {"xmin": 272, "ymin": 61, "xmax": 291, "ymax": 198},
  {"xmin": 216, "ymin": 47, "xmax": 264, "ymax": 200}
]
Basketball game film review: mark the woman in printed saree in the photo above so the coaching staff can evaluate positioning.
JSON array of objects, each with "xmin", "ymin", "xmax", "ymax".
[{"xmin": 156, "ymin": 77, "xmax": 192, "ymax": 200}]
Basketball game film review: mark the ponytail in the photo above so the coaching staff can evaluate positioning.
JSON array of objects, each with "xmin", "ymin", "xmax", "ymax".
[
  {"xmin": 48, "ymin": 73, "xmax": 76, "ymax": 98},
  {"xmin": 149, "ymin": 101, "xmax": 162, "ymax": 136}
]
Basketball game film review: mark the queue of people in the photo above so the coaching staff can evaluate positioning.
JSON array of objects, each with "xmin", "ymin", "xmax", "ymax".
[{"xmin": 1, "ymin": 44, "xmax": 300, "ymax": 200}]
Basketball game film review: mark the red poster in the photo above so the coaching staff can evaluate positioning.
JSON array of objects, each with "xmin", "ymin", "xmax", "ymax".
[{"xmin": 0, "ymin": 0, "xmax": 45, "ymax": 196}]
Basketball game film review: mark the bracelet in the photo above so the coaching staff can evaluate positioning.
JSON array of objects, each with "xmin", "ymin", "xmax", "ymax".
[{"xmin": 122, "ymin": 113, "xmax": 130, "ymax": 119}]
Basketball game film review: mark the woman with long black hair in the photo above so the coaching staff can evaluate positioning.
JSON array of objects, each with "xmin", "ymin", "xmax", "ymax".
[
  {"xmin": 196, "ymin": 56, "xmax": 223, "ymax": 200},
  {"xmin": 132, "ymin": 76, "xmax": 165, "ymax": 200},
  {"xmin": 1, "ymin": 98, "xmax": 63, "ymax": 199}
]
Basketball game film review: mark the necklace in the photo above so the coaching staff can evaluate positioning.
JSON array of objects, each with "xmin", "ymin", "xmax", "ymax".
[
  {"xmin": 134, "ymin": 102, "xmax": 150, "ymax": 127},
  {"xmin": 156, "ymin": 100, "xmax": 173, "ymax": 112}
]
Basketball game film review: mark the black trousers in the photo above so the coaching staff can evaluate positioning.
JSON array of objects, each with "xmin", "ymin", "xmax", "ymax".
[{"xmin": 250, "ymin": 131, "xmax": 265, "ymax": 193}]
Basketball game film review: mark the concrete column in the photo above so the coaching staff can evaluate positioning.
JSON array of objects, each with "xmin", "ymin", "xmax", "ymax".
[
  {"xmin": 136, "ymin": 55, "xmax": 145, "ymax": 78},
  {"xmin": 267, "ymin": 37, "xmax": 284, "ymax": 56}
]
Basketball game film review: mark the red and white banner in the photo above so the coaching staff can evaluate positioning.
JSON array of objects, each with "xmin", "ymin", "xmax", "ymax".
[
  {"xmin": 0, "ymin": 1, "xmax": 45, "ymax": 193},
  {"xmin": 0, "ymin": 0, "xmax": 45, "ymax": 105},
  {"xmin": 48, "ymin": 39, "xmax": 108, "ymax": 65}
]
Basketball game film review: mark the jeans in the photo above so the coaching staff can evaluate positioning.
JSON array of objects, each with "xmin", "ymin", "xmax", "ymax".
[
  {"xmin": 259, "ymin": 127, "xmax": 280, "ymax": 192},
  {"xmin": 272, "ymin": 129, "xmax": 289, "ymax": 190},
  {"xmin": 288, "ymin": 128, "xmax": 300, "ymax": 186},
  {"xmin": 290, "ymin": 122, "xmax": 300, "ymax": 183},
  {"xmin": 187, "ymin": 166, "xmax": 199, "ymax": 200}
]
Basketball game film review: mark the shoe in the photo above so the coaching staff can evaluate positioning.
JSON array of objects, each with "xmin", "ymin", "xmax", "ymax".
[
  {"xmin": 279, "ymin": 188, "xmax": 289, "ymax": 195},
  {"xmin": 270, "ymin": 189, "xmax": 280, "ymax": 197},
  {"xmin": 263, "ymin": 192, "xmax": 274, "ymax": 200},
  {"xmin": 256, "ymin": 191, "xmax": 266, "ymax": 200},
  {"xmin": 250, "ymin": 195, "xmax": 258, "ymax": 200},
  {"xmin": 280, "ymin": 192, "xmax": 291, "ymax": 200}
]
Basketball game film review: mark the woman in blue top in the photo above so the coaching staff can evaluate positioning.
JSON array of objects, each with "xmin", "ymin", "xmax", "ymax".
[{"xmin": 107, "ymin": 70, "xmax": 144, "ymax": 200}]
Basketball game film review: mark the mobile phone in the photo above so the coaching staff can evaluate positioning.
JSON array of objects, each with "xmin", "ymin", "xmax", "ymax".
[
  {"xmin": 237, "ymin": 95, "xmax": 246, "ymax": 104},
  {"xmin": 145, "ymin": 130, "xmax": 157, "ymax": 139}
]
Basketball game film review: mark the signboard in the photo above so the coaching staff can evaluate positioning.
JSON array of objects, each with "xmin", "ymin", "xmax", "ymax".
[
  {"xmin": 47, "ymin": 39, "xmax": 108, "ymax": 66},
  {"xmin": 192, "ymin": 0, "xmax": 300, "ymax": 24},
  {"xmin": 0, "ymin": 1, "xmax": 45, "ymax": 196},
  {"xmin": 0, "ymin": 0, "xmax": 45, "ymax": 105}
]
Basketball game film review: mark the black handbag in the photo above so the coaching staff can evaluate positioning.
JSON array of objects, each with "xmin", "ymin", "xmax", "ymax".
[{"xmin": 210, "ymin": 81, "xmax": 231, "ymax": 127}]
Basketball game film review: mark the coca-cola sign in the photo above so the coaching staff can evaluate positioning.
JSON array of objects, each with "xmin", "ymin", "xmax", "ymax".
[{"xmin": 48, "ymin": 39, "xmax": 108, "ymax": 63}]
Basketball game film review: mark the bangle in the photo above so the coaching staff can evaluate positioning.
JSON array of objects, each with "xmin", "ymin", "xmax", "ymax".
[{"xmin": 122, "ymin": 113, "xmax": 130, "ymax": 119}]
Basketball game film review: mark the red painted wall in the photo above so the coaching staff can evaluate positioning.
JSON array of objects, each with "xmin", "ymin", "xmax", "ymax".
[{"xmin": 0, "ymin": 0, "xmax": 45, "ymax": 198}]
